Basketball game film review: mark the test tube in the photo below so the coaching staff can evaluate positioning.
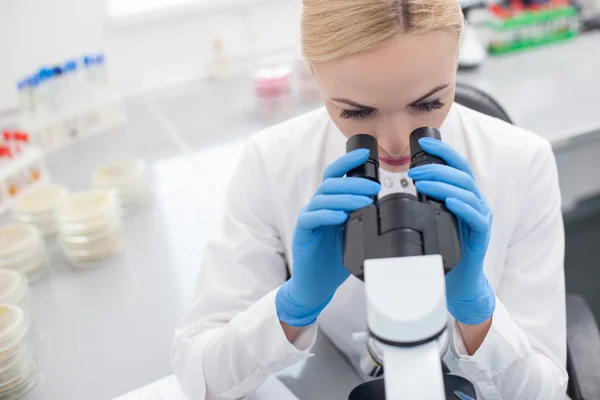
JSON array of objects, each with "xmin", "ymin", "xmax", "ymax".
[{"xmin": 16, "ymin": 80, "xmax": 29, "ymax": 114}]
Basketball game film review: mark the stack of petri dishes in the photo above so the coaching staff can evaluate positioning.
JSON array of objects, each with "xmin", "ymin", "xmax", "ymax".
[
  {"xmin": 0, "ymin": 304, "xmax": 38, "ymax": 398},
  {"xmin": 12, "ymin": 184, "xmax": 69, "ymax": 237},
  {"xmin": 0, "ymin": 224, "xmax": 49, "ymax": 282},
  {"xmin": 0, "ymin": 271, "xmax": 31, "ymax": 326},
  {"xmin": 90, "ymin": 159, "xmax": 150, "ymax": 212},
  {"xmin": 56, "ymin": 189, "xmax": 125, "ymax": 268}
]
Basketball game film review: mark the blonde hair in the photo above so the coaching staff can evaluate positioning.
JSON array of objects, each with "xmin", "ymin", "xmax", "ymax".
[{"xmin": 301, "ymin": 0, "xmax": 464, "ymax": 63}]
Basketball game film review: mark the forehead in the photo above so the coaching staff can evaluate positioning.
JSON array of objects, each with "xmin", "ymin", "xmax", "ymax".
[{"xmin": 313, "ymin": 31, "xmax": 458, "ymax": 108}]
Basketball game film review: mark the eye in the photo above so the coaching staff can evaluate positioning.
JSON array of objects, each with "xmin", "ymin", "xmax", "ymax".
[
  {"xmin": 415, "ymin": 99, "xmax": 445, "ymax": 112},
  {"xmin": 339, "ymin": 109, "xmax": 375, "ymax": 120}
]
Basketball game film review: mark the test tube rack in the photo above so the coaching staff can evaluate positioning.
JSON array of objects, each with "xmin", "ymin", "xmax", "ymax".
[
  {"xmin": 486, "ymin": 1, "xmax": 579, "ymax": 55},
  {"xmin": 0, "ymin": 146, "xmax": 49, "ymax": 216},
  {"xmin": 19, "ymin": 93, "xmax": 128, "ymax": 154}
]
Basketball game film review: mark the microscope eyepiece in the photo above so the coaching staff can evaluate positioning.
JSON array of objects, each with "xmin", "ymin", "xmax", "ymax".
[
  {"xmin": 342, "ymin": 128, "xmax": 461, "ymax": 280},
  {"xmin": 346, "ymin": 134, "xmax": 380, "ymax": 184},
  {"xmin": 347, "ymin": 134, "xmax": 379, "ymax": 161},
  {"xmin": 409, "ymin": 127, "xmax": 445, "ymax": 169},
  {"xmin": 409, "ymin": 127, "xmax": 440, "ymax": 155}
]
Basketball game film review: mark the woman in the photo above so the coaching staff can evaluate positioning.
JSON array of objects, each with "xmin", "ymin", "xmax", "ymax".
[{"xmin": 172, "ymin": 0, "xmax": 568, "ymax": 398}]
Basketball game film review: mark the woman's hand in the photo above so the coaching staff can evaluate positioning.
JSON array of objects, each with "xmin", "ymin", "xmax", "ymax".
[
  {"xmin": 408, "ymin": 138, "xmax": 495, "ymax": 326},
  {"xmin": 276, "ymin": 149, "xmax": 381, "ymax": 328}
]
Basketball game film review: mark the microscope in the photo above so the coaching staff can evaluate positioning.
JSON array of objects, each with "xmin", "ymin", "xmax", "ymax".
[{"xmin": 342, "ymin": 128, "xmax": 478, "ymax": 400}]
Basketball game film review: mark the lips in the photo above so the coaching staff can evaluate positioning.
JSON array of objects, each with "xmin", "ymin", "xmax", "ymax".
[{"xmin": 379, "ymin": 155, "xmax": 412, "ymax": 166}]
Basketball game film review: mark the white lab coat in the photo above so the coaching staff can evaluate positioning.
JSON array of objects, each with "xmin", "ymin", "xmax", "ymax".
[{"xmin": 172, "ymin": 104, "xmax": 568, "ymax": 400}]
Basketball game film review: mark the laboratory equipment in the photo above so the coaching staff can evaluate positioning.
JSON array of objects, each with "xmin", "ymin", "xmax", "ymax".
[
  {"xmin": 62, "ymin": 60, "xmax": 79, "ymax": 106},
  {"xmin": 56, "ymin": 189, "xmax": 125, "ymax": 268},
  {"xmin": 16, "ymin": 80, "xmax": 32, "ymax": 115},
  {"xmin": 0, "ymin": 304, "xmax": 39, "ymax": 399},
  {"xmin": 15, "ymin": 53, "xmax": 127, "ymax": 153},
  {"xmin": 252, "ymin": 64, "xmax": 292, "ymax": 97},
  {"xmin": 342, "ymin": 130, "xmax": 461, "ymax": 279},
  {"xmin": 0, "ymin": 224, "xmax": 49, "ymax": 283},
  {"xmin": 91, "ymin": 159, "xmax": 150, "ymax": 212},
  {"xmin": 459, "ymin": 23, "xmax": 486, "ymax": 69},
  {"xmin": 0, "ymin": 138, "xmax": 49, "ymax": 217},
  {"xmin": 341, "ymin": 131, "xmax": 477, "ymax": 399},
  {"xmin": 486, "ymin": 0, "xmax": 579, "ymax": 55},
  {"xmin": 2, "ymin": 131, "xmax": 31, "ymax": 158},
  {"xmin": 251, "ymin": 62, "xmax": 293, "ymax": 116},
  {"xmin": 12, "ymin": 184, "xmax": 69, "ymax": 236},
  {"xmin": 0, "ymin": 270, "xmax": 32, "ymax": 325},
  {"xmin": 459, "ymin": 0, "xmax": 487, "ymax": 69},
  {"xmin": 94, "ymin": 53, "xmax": 109, "ymax": 92}
]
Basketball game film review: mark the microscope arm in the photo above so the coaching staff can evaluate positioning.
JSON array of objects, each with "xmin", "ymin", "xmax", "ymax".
[{"xmin": 364, "ymin": 255, "xmax": 448, "ymax": 400}]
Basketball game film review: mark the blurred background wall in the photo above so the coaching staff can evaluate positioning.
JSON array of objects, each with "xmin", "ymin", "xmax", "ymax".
[{"xmin": 0, "ymin": 0, "xmax": 302, "ymax": 111}]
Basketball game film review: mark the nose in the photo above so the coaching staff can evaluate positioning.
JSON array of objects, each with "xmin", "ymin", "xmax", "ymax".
[{"xmin": 376, "ymin": 115, "xmax": 411, "ymax": 156}]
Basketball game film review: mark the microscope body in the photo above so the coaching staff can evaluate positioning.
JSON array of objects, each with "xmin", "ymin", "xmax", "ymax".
[
  {"xmin": 342, "ymin": 127, "xmax": 461, "ymax": 281},
  {"xmin": 343, "ymin": 193, "xmax": 460, "ymax": 281},
  {"xmin": 342, "ymin": 129, "xmax": 477, "ymax": 400},
  {"xmin": 360, "ymin": 255, "xmax": 449, "ymax": 400}
]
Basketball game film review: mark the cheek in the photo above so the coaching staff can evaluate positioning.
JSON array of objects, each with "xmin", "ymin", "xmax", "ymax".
[
  {"xmin": 324, "ymin": 103, "xmax": 377, "ymax": 139},
  {"xmin": 421, "ymin": 107, "xmax": 452, "ymax": 130}
]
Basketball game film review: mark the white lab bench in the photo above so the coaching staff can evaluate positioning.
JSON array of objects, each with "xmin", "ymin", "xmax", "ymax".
[{"xmin": 2, "ymin": 32, "xmax": 598, "ymax": 400}]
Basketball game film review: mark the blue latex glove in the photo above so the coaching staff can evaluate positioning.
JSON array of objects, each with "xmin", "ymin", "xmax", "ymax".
[
  {"xmin": 276, "ymin": 149, "xmax": 381, "ymax": 327},
  {"xmin": 408, "ymin": 138, "xmax": 495, "ymax": 325}
]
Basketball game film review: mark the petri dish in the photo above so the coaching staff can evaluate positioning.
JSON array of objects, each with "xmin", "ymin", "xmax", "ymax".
[
  {"xmin": 12, "ymin": 212, "xmax": 54, "ymax": 225},
  {"xmin": 12, "ymin": 213, "xmax": 58, "ymax": 237},
  {"xmin": 0, "ymin": 343, "xmax": 32, "ymax": 384},
  {"xmin": 13, "ymin": 185, "xmax": 68, "ymax": 216},
  {"xmin": 59, "ymin": 220, "xmax": 122, "ymax": 251},
  {"xmin": 91, "ymin": 159, "xmax": 147, "ymax": 187},
  {"xmin": 0, "ymin": 254, "xmax": 47, "ymax": 285},
  {"xmin": 58, "ymin": 212, "xmax": 120, "ymax": 237},
  {"xmin": 0, "ymin": 306, "xmax": 26, "ymax": 359},
  {"xmin": 63, "ymin": 236, "xmax": 124, "ymax": 268},
  {"xmin": 0, "ymin": 272, "xmax": 28, "ymax": 309},
  {"xmin": 0, "ymin": 341, "xmax": 28, "ymax": 371},
  {"xmin": 15, "ymin": 262, "xmax": 46, "ymax": 284},
  {"xmin": 62, "ymin": 231, "xmax": 124, "ymax": 261},
  {"xmin": 0, "ymin": 360, "xmax": 38, "ymax": 399},
  {"xmin": 55, "ymin": 189, "xmax": 119, "ymax": 224},
  {"xmin": 0, "ymin": 225, "xmax": 40, "ymax": 261},
  {"xmin": 0, "ymin": 246, "xmax": 42, "ymax": 270},
  {"xmin": 0, "ymin": 227, "xmax": 48, "ymax": 283},
  {"xmin": 252, "ymin": 64, "xmax": 292, "ymax": 97}
]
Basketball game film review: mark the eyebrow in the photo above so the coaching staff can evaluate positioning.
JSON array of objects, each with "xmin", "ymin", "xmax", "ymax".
[
  {"xmin": 408, "ymin": 84, "xmax": 449, "ymax": 106},
  {"xmin": 331, "ymin": 84, "xmax": 449, "ymax": 109},
  {"xmin": 330, "ymin": 98, "xmax": 374, "ymax": 110}
]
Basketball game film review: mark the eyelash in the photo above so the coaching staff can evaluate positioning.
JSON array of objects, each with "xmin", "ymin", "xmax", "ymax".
[
  {"xmin": 416, "ymin": 99, "xmax": 445, "ymax": 112},
  {"xmin": 339, "ymin": 99, "xmax": 446, "ymax": 120},
  {"xmin": 339, "ymin": 109, "xmax": 374, "ymax": 120}
]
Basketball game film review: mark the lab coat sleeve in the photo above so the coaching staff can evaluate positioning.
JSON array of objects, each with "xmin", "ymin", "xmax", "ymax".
[
  {"xmin": 451, "ymin": 142, "xmax": 568, "ymax": 399},
  {"xmin": 171, "ymin": 140, "xmax": 318, "ymax": 400}
]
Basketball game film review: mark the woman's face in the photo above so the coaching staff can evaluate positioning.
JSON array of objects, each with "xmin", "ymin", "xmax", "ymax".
[{"xmin": 313, "ymin": 31, "xmax": 458, "ymax": 173}]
